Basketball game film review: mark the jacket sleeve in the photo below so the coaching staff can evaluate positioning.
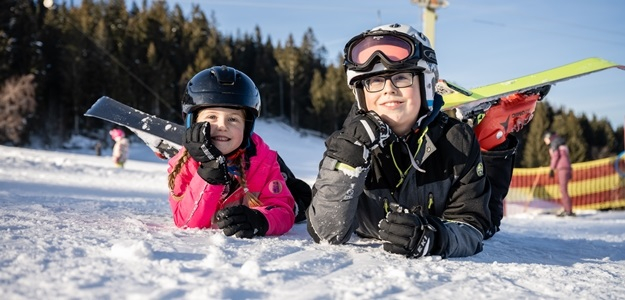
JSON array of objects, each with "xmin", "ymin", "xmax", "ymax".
[
  {"xmin": 252, "ymin": 154, "xmax": 296, "ymax": 236},
  {"xmin": 306, "ymin": 154, "xmax": 367, "ymax": 244},
  {"xmin": 437, "ymin": 123, "xmax": 491, "ymax": 257},
  {"xmin": 167, "ymin": 151, "xmax": 226, "ymax": 229},
  {"xmin": 481, "ymin": 136, "xmax": 518, "ymax": 232},
  {"xmin": 306, "ymin": 105, "xmax": 366, "ymax": 244},
  {"xmin": 549, "ymin": 148, "xmax": 560, "ymax": 170},
  {"xmin": 436, "ymin": 222, "xmax": 484, "ymax": 258}
]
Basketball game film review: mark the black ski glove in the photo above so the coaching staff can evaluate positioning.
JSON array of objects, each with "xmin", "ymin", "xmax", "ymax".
[
  {"xmin": 484, "ymin": 226, "xmax": 499, "ymax": 240},
  {"xmin": 325, "ymin": 110, "xmax": 395, "ymax": 168},
  {"xmin": 379, "ymin": 205, "xmax": 447, "ymax": 258},
  {"xmin": 287, "ymin": 177, "xmax": 312, "ymax": 223},
  {"xmin": 549, "ymin": 169, "xmax": 555, "ymax": 178},
  {"xmin": 183, "ymin": 122, "xmax": 230, "ymax": 185},
  {"xmin": 215, "ymin": 205, "xmax": 269, "ymax": 238}
]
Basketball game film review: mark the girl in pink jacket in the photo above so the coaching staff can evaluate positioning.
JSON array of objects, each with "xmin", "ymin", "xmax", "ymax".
[
  {"xmin": 167, "ymin": 66, "xmax": 295, "ymax": 238},
  {"xmin": 109, "ymin": 128, "xmax": 129, "ymax": 168},
  {"xmin": 544, "ymin": 132, "xmax": 574, "ymax": 217}
]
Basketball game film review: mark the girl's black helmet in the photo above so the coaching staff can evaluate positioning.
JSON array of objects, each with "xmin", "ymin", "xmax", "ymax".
[
  {"xmin": 182, "ymin": 65, "xmax": 261, "ymax": 125},
  {"xmin": 181, "ymin": 66, "xmax": 261, "ymax": 150}
]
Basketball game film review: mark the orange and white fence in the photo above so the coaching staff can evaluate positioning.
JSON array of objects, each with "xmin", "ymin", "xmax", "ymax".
[{"xmin": 506, "ymin": 152, "xmax": 625, "ymax": 214}]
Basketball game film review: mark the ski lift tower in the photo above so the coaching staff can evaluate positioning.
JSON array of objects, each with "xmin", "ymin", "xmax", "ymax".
[{"xmin": 411, "ymin": 0, "xmax": 449, "ymax": 49}]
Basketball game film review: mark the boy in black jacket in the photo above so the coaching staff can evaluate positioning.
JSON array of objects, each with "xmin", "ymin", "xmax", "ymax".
[{"xmin": 306, "ymin": 23, "xmax": 539, "ymax": 258}]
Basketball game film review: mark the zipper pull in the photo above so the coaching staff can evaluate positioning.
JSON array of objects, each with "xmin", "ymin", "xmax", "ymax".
[{"xmin": 428, "ymin": 192, "xmax": 434, "ymax": 211}]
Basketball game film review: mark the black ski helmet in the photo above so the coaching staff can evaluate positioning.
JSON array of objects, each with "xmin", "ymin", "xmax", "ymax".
[{"xmin": 181, "ymin": 65, "xmax": 261, "ymax": 149}]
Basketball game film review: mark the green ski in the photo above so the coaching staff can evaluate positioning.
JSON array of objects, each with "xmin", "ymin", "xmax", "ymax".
[{"xmin": 439, "ymin": 57, "xmax": 625, "ymax": 112}]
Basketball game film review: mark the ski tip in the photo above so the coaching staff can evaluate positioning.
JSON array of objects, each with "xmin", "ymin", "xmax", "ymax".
[{"xmin": 436, "ymin": 79, "xmax": 473, "ymax": 96}]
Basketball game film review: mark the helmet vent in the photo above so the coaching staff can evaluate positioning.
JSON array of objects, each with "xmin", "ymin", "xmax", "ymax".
[{"xmin": 213, "ymin": 65, "xmax": 236, "ymax": 85}]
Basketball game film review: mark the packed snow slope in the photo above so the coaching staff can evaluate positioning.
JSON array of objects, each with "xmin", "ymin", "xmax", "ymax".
[{"xmin": 1, "ymin": 119, "xmax": 625, "ymax": 299}]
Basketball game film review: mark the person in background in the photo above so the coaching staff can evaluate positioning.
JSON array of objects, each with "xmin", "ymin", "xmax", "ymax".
[
  {"xmin": 543, "ymin": 132, "xmax": 574, "ymax": 217},
  {"xmin": 167, "ymin": 65, "xmax": 296, "ymax": 238},
  {"xmin": 95, "ymin": 141, "xmax": 102, "ymax": 156},
  {"xmin": 109, "ymin": 128, "xmax": 129, "ymax": 168},
  {"xmin": 306, "ymin": 23, "xmax": 541, "ymax": 258}
]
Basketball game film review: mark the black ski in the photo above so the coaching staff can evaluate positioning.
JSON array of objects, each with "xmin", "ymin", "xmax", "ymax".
[{"xmin": 85, "ymin": 96, "xmax": 183, "ymax": 159}]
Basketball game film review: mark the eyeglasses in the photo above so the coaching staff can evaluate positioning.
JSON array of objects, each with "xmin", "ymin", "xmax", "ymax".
[
  {"xmin": 362, "ymin": 72, "xmax": 415, "ymax": 92},
  {"xmin": 344, "ymin": 32, "xmax": 421, "ymax": 72}
]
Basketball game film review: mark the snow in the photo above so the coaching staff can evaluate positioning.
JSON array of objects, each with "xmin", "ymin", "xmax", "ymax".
[{"xmin": 2, "ymin": 118, "xmax": 625, "ymax": 299}]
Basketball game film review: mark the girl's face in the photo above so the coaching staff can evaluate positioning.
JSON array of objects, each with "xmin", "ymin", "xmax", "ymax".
[{"xmin": 196, "ymin": 107, "xmax": 246, "ymax": 155}]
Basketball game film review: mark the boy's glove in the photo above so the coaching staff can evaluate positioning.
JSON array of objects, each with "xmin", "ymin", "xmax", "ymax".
[
  {"xmin": 215, "ymin": 205, "xmax": 269, "ymax": 238},
  {"xmin": 379, "ymin": 205, "xmax": 446, "ymax": 258},
  {"xmin": 325, "ymin": 110, "xmax": 395, "ymax": 168},
  {"xmin": 549, "ymin": 169, "xmax": 555, "ymax": 178},
  {"xmin": 184, "ymin": 122, "xmax": 230, "ymax": 185}
]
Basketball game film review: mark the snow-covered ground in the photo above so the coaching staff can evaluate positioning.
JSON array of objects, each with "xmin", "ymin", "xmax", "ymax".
[{"xmin": 1, "ymin": 119, "xmax": 625, "ymax": 299}]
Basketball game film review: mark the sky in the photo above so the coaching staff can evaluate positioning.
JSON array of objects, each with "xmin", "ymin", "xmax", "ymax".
[
  {"xmin": 144, "ymin": 0, "xmax": 625, "ymax": 128},
  {"xmin": 2, "ymin": 119, "xmax": 625, "ymax": 299}
]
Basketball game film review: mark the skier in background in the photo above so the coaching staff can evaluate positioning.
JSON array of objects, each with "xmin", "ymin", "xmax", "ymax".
[
  {"xmin": 543, "ymin": 132, "xmax": 574, "ymax": 217},
  {"xmin": 95, "ymin": 141, "xmax": 102, "ymax": 156},
  {"xmin": 109, "ymin": 128, "xmax": 129, "ymax": 168}
]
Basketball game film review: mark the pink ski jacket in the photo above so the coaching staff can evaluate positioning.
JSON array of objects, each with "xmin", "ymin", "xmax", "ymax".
[
  {"xmin": 168, "ymin": 133, "xmax": 295, "ymax": 235},
  {"xmin": 549, "ymin": 144, "xmax": 572, "ymax": 172},
  {"xmin": 111, "ymin": 137, "xmax": 129, "ymax": 164}
]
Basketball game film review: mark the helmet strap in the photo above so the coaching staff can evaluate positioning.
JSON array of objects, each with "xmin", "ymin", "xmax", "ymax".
[
  {"xmin": 417, "ymin": 73, "xmax": 429, "ymax": 113},
  {"xmin": 241, "ymin": 115, "xmax": 256, "ymax": 150},
  {"xmin": 185, "ymin": 113, "xmax": 193, "ymax": 128},
  {"xmin": 353, "ymin": 86, "xmax": 368, "ymax": 111}
]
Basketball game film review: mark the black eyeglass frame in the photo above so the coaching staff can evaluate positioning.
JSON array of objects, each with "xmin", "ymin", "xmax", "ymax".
[{"xmin": 361, "ymin": 72, "xmax": 417, "ymax": 93}]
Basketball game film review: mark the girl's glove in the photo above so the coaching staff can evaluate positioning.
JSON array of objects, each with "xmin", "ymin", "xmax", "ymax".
[
  {"xmin": 215, "ymin": 205, "xmax": 269, "ymax": 238},
  {"xmin": 325, "ymin": 110, "xmax": 395, "ymax": 168},
  {"xmin": 197, "ymin": 159, "xmax": 230, "ymax": 185},
  {"xmin": 378, "ymin": 205, "xmax": 447, "ymax": 258},
  {"xmin": 183, "ymin": 122, "xmax": 230, "ymax": 185}
]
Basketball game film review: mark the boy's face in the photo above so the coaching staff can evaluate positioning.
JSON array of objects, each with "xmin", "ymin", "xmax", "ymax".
[
  {"xmin": 363, "ymin": 73, "xmax": 421, "ymax": 136},
  {"xmin": 196, "ymin": 107, "xmax": 246, "ymax": 155}
]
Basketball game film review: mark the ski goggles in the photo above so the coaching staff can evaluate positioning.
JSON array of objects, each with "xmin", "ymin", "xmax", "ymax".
[{"xmin": 344, "ymin": 31, "xmax": 423, "ymax": 71}]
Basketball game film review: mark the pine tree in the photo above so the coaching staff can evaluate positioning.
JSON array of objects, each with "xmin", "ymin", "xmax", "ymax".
[
  {"xmin": 0, "ymin": 75, "xmax": 37, "ymax": 145},
  {"xmin": 309, "ymin": 61, "xmax": 353, "ymax": 134},
  {"xmin": 521, "ymin": 102, "xmax": 551, "ymax": 167},
  {"xmin": 0, "ymin": 0, "xmax": 40, "ymax": 78},
  {"xmin": 251, "ymin": 26, "xmax": 280, "ymax": 118},
  {"xmin": 274, "ymin": 35, "xmax": 304, "ymax": 128}
]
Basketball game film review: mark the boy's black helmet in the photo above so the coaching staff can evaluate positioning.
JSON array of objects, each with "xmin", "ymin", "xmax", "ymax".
[{"xmin": 181, "ymin": 65, "xmax": 261, "ymax": 123}]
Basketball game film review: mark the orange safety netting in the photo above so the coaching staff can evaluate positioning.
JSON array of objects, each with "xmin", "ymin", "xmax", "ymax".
[{"xmin": 507, "ymin": 153, "xmax": 625, "ymax": 212}]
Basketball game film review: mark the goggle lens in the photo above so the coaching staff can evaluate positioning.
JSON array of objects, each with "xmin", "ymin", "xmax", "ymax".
[{"xmin": 349, "ymin": 35, "xmax": 413, "ymax": 64}]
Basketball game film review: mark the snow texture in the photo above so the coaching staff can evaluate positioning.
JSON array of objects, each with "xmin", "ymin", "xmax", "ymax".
[{"xmin": 1, "ymin": 119, "xmax": 625, "ymax": 299}]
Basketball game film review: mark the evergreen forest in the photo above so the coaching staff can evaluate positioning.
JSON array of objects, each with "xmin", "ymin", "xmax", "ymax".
[{"xmin": 1, "ymin": 0, "xmax": 623, "ymax": 168}]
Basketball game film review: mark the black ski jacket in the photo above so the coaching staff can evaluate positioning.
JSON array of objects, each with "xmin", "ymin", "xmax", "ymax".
[{"xmin": 307, "ymin": 106, "xmax": 491, "ymax": 258}]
